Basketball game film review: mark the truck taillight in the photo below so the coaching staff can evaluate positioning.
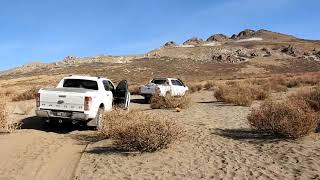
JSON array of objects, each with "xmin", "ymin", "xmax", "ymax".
[
  {"xmin": 36, "ymin": 93, "xmax": 40, "ymax": 107},
  {"xmin": 84, "ymin": 96, "xmax": 92, "ymax": 111},
  {"xmin": 155, "ymin": 87, "xmax": 161, "ymax": 95}
]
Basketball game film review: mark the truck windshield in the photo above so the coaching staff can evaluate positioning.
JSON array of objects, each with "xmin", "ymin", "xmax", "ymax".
[
  {"xmin": 151, "ymin": 79, "xmax": 167, "ymax": 85},
  {"xmin": 63, "ymin": 79, "xmax": 98, "ymax": 90}
]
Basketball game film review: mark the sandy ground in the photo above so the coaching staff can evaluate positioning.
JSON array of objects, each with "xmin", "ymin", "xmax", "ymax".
[
  {"xmin": 0, "ymin": 91, "xmax": 320, "ymax": 180},
  {"xmin": 75, "ymin": 91, "xmax": 320, "ymax": 180}
]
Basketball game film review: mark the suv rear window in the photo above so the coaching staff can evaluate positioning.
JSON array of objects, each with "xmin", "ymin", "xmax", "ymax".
[
  {"xmin": 171, "ymin": 80, "xmax": 184, "ymax": 86},
  {"xmin": 151, "ymin": 79, "xmax": 167, "ymax": 85},
  {"xmin": 63, "ymin": 79, "xmax": 98, "ymax": 90}
]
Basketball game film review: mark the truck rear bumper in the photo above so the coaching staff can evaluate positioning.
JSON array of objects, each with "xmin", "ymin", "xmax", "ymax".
[{"xmin": 35, "ymin": 110, "xmax": 89, "ymax": 121}]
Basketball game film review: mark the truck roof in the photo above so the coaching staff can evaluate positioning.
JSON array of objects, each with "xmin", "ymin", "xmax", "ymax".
[
  {"xmin": 64, "ymin": 75, "xmax": 108, "ymax": 81},
  {"xmin": 152, "ymin": 77, "xmax": 178, "ymax": 80}
]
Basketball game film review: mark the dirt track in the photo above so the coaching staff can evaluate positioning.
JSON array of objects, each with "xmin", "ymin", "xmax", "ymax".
[
  {"xmin": 0, "ymin": 129, "xmax": 84, "ymax": 180},
  {"xmin": 1, "ymin": 91, "xmax": 320, "ymax": 180}
]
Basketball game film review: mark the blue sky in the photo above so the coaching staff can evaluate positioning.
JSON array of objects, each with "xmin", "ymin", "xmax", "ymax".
[{"xmin": 0, "ymin": 0, "xmax": 319, "ymax": 70}]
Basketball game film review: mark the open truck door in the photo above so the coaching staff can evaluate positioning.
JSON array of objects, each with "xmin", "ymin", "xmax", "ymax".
[{"xmin": 114, "ymin": 80, "xmax": 130, "ymax": 109}]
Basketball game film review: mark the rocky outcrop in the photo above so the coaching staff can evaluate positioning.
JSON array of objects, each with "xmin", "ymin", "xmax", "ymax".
[
  {"xmin": 183, "ymin": 37, "xmax": 204, "ymax": 46},
  {"xmin": 237, "ymin": 29, "xmax": 256, "ymax": 39},
  {"xmin": 206, "ymin": 34, "xmax": 229, "ymax": 42},
  {"xmin": 163, "ymin": 41, "xmax": 178, "ymax": 48}
]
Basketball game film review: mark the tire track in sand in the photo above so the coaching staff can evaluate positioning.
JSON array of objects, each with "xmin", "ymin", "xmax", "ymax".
[{"xmin": 0, "ymin": 129, "xmax": 88, "ymax": 180}]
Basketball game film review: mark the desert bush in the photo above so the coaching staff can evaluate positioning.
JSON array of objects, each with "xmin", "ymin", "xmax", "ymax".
[
  {"xmin": 214, "ymin": 82, "xmax": 269, "ymax": 106},
  {"xmin": 0, "ymin": 100, "xmax": 19, "ymax": 133},
  {"xmin": 128, "ymin": 85, "xmax": 140, "ymax": 95},
  {"xmin": 0, "ymin": 101, "xmax": 8, "ymax": 130},
  {"xmin": 289, "ymin": 87, "xmax": 320, "ymax": 112},
  {"xmin": 12, "ymin": 87, "xmax": 39, "ymax": 102},
  {"xmin": 189, "ymin": 84, "xmax": 203, "ymax": 93},
  {"xmin": 247, "ymin": 78, "xmax": 288, "ymax": 92},
  {"xmin": 248, "ymin": 99, "xmax": 318, "ymax": 138},
  {"xmin": 150, "ymin": 94, "xmax": 191, "ymax": 109},
  {"xmin": 203, "ymin": 81, "xmax": 215, "ymax": 90},
  {"xmin": 100, "ymin": 109, "xmax": 182, "ymax": 152},
  {"xmin": 0, "ymin": 88, "xmax": 16, "ymax": 97}
]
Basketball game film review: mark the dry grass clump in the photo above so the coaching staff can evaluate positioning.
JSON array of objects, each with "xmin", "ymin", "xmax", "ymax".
[
  {"xmin": 189, "ymin": 84, "xmax": 203, "ymax": 93},
  {"xmin": 247, "ymin": 77, "xmax": 288, "ymax": 93},
  {"xmin": 100, "ymin": 109, "xmax": 182, "ymax": 152},
  {"xmin": 0, "ymin": 100, "xmax": 20, "ymax": 133},
  {"xmin": 0, "ymin": 88, "xmax": 16, "ymax": 98},
  {"xmin": 214, "ymin": 82, "xmax": 269, "ymax": 106},
  {"xmin": 12, "ymin": 87, "xmax": 39, "ymax": 102},
  {"xmin": 150, "ymin": 94, "xmax": 191, "ymax": 109},
  {"xmin": 203, "ymin": 81, "xmax": 215, "ymax": 90},
  {"xmin": 128, "ymin": 85, "xmax": 140, "ymax": 95},
  {"xmin": 289, "ymin": 87, "xmax": 320, "ymax": 112},
  {"xmin": 248, "ymin": 99, "xmax": 318, "ymax": 139},
  {"xmin": 0, "ymin": 101, "xmax": 8, "ymax": 130}
]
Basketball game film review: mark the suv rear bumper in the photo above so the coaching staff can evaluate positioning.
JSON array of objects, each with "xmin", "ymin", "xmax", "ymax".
[{"xmin": 35, "ymin": 110, "xmax": 89, "ymax": 121}]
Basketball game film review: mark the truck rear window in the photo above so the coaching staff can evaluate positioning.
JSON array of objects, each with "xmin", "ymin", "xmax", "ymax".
[
  {"xmin": 151, "ymin": 79, "xmax": 167, "ymax": 85},
  {"xmin": 63, "ymin": 79, "xmax": 98, "ymax": 90}
]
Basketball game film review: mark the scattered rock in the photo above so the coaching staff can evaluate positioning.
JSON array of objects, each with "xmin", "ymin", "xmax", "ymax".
[
  {"xmin": 281, "ymin": 45, "xmax": 297, "ymax": 56},
  {"xmin": 206, "ymin": 34, "xmax": 229, "ymax": 42},
  {"xmin": 315, "ymin": 51, "xmax": 320, "ymax": 58},
  {"xmin": 183, "ymin": 37, "xmax": 204, "ymax": 46},
  {"xmin": 303, "ymin": 52, "xmax": 310, "ymax": 56},
  {"xmin": 261, "ymin": 47, "xmax": 272, "ymax": 57},
  {"xmin": 250, "ymin": 52, "xmax": 259, "ymax": 57}
]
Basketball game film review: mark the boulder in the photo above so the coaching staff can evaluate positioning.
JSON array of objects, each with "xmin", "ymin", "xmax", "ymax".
[{"xmin": 163, "ymin": 41, "xmax": 178, "ymax": 48}]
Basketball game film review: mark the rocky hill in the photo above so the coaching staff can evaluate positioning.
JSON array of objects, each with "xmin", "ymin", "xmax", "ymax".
[{"xmin": 1, "ymin": 29, "xmax": 320, "ymax": 85}]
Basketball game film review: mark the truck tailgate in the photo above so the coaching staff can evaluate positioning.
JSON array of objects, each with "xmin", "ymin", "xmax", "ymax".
[
  {"xmin": 39, "ymin": 88, "xmax": 93, "ymax": 112},
  {"xmin": 140, "ymin": 84, "xmax": 157, "ymax": 94}
]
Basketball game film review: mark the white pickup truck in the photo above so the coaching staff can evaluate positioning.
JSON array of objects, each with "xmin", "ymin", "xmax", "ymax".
[
  {"xmin": 35, "ymin": 75, "xmax": 130, "ymax": 128},
  {"xmin": 139, "ymin": 78, "xmax": 189, "ymax": 101}
]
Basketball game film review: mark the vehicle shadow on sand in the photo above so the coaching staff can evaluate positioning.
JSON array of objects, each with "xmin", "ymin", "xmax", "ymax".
[
  {"xmin": 70, "ymin": 133, "xmax": 139, "ymax": 155},
  {"xmin": 85, "ymin": 146, "xmax": 139, "ymax": 156},
  {"xmin": 20, "ymin": 116, "xmax": 92, "ymax": 134},
  {"xmin": 211, "ymin": 128, "xmax": 281, "ymax": 144},
  {"xmin": 196, "ymin": 101, "xmax": 245, "ymax": 107}
]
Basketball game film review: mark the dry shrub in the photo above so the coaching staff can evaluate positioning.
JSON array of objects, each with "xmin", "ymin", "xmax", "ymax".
[
  {"xmin": 0, "ymin": 101, "xmax": 20, "ymax": 133},
  {"xmin": 128, "ymin": 85, "xmax": 140, "ymax": 95},
  {"xmin": 101, "ymin": 109, "xmax": 182, "ymax": 152},
  {"xmin": 0, "ymin": 101, "xmax": 7, "ymax": 130},
  {"xmin": 203, "ymin": 81, "xmax": 215, "ymax": 90},
  {"xmin": 248, "ymin": 99, "xmax": 318, "ymax": 138},
  {"xmin": 289, "ymin": 87, "xmax": 320, "ymax": 112},
  {"xmin": 214, "ymin": 82, "xmax": 269, "ymax": 106},
  {"xmin": 12, "ymin": 87, "xmax": 39, "ymax": 102},
  {"xmin": 150, "ymin": 94, "xmax": 191, "ymax": 109},
  {"xmin": 189, "ymin": 84, "xmax": 203, "ymax": 93},
  {"xmin": 0, "ymin": 88, "xmax": 16, "ymax": 97},
  {"xmin": 248, "ymin": 77, "xmax": 288, "ymax": 92}
]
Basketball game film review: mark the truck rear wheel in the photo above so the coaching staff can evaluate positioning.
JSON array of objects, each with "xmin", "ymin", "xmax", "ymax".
[{"xmin": 95, "ymin": 108, "xmax": 104, "ymax": 130}]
